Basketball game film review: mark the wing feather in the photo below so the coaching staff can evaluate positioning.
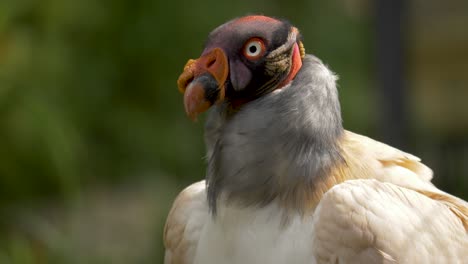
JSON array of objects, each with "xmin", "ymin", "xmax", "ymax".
[
  {"xmin": 312, "ymin": 179, "xmax": 468, "ymax": 264},
  {"xmin": 164, "ymin": 181, "xmax": 208, "ymax": 264},
  {"xmin": 343, "ymin": 131, "xmax": 436, "ymax": 191}
]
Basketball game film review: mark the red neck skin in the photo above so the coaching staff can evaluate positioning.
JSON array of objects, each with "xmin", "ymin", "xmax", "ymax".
[
  {"xmin": 229, "ymin": 43, "xmax": 303, "ymax": 109},
  {"xmin": 278, "ymin": 42, "xmax": 302, "ymax": 88}
]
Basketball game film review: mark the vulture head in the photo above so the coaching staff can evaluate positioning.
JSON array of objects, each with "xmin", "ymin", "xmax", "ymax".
[
  {"xmin": 177, "ymin": 15, "xmax": 343, "ymax": 213},
  {"xmin": 177, "ymin": 15, "xmax": 305, "ymax": 120}
]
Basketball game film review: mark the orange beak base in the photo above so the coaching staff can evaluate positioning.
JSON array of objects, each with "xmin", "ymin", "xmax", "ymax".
[{"xmin": 177, "ymin": 48, "xmax": 229, "ymax": 120}]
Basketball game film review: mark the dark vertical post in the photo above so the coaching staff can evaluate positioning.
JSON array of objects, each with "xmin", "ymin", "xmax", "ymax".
[{"xmin": 375, "ymin": 0, "xmax": 408, "ymax": 149}]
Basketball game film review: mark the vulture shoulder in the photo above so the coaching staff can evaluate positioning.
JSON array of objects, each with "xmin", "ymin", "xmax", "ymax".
[
  {"xmin": 163, "ymin": 181, "xmax": 208, "ymax": 264},
  {"xmin": 312, "ymin": 179, "xmax": 468, "ymax": 263},
  {"xmin": 311, "ymin": 131, "xmax": 468, "ymax": 263},
  {"xmin": 342, "ymin": 131, "xmax": 467, "ymax": 214},
  {"xmin": 342, "ymin": 130, "xmax": 434, "ymax": 190}
]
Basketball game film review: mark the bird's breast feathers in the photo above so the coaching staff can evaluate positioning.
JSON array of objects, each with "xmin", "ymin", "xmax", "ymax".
[{"xmin": 193, "ymin": 200, "xmax": 316, "ymax": 264}]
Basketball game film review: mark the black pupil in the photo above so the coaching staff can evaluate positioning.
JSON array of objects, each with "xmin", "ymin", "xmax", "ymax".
[{"xmin": 249, "ymin": 45, "xmax": 257, "ymax": 54}]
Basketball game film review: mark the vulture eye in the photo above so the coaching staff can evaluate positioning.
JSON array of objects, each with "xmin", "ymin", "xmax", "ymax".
[{"xmin": 243, "ymin": 38, "xmax": 265, "ymax": 60}]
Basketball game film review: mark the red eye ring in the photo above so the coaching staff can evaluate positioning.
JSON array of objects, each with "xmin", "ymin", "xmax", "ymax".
[{"xmin": 242, "ymin": 38, "xmax": 266, "ymax": 60}]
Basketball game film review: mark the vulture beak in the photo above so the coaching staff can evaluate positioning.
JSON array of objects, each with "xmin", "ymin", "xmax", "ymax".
[{"xmin": 177, "ymin": 48, "xmax": 229, "ymax": 120}]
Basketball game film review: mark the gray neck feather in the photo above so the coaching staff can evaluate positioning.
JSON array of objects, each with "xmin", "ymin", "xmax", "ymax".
[{"xmin": 204, "ymin": 55, "xmax": 344, "ymax": 214}]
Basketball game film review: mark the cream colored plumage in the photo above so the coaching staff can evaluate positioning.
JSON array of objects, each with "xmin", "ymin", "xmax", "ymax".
[
  {"xmin": 165, "ymin": 15, "xmax": 468, "ymax": 264},
  {"xmin": 164, "ymin": 131, "xmax": 468, "ymax": 264}
]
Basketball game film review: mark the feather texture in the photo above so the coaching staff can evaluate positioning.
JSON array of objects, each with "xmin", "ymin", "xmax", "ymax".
[
  {"xmin": 164, "ymin": 130, "xmax": 468, "ymax": 263},
  {"xmin": 312, "ymin": 179, "xmax": 467, "ymax": 264}
]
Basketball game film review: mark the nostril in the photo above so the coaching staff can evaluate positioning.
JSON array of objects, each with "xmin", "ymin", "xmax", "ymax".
[{"xmin": 207, "ymin": 57, "xmax": 216, "ymax": 68}]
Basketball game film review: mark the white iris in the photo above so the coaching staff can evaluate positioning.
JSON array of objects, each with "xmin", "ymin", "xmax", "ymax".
[{"xmin": 245, "ymin": 41, "xmax": 262, "ymax": 57}]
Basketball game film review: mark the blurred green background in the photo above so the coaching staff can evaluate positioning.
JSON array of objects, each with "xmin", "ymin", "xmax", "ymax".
[{"xmin": 0, "ymin": 0, "xmax": 467, "ymax": 263}]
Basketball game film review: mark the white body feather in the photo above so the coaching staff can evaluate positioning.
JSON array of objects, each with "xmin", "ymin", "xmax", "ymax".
[
  {"xmin": 194, "ymin": 201, "xmax": 316, "ymax": 264},
  {"xmin": 164, "ymin": 133, "xmax": 468, "ymax": 264}
]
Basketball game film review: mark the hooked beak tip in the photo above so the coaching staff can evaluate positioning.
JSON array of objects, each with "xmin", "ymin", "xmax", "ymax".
[{"xmin": 183, "ymin": 80, "xmax": 212, "ymax": 121}]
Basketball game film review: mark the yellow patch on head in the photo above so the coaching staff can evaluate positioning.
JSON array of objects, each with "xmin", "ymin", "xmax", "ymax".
[{"xmin": 299, "ymin": 41, "xmax": 306, "ymax": 59}]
